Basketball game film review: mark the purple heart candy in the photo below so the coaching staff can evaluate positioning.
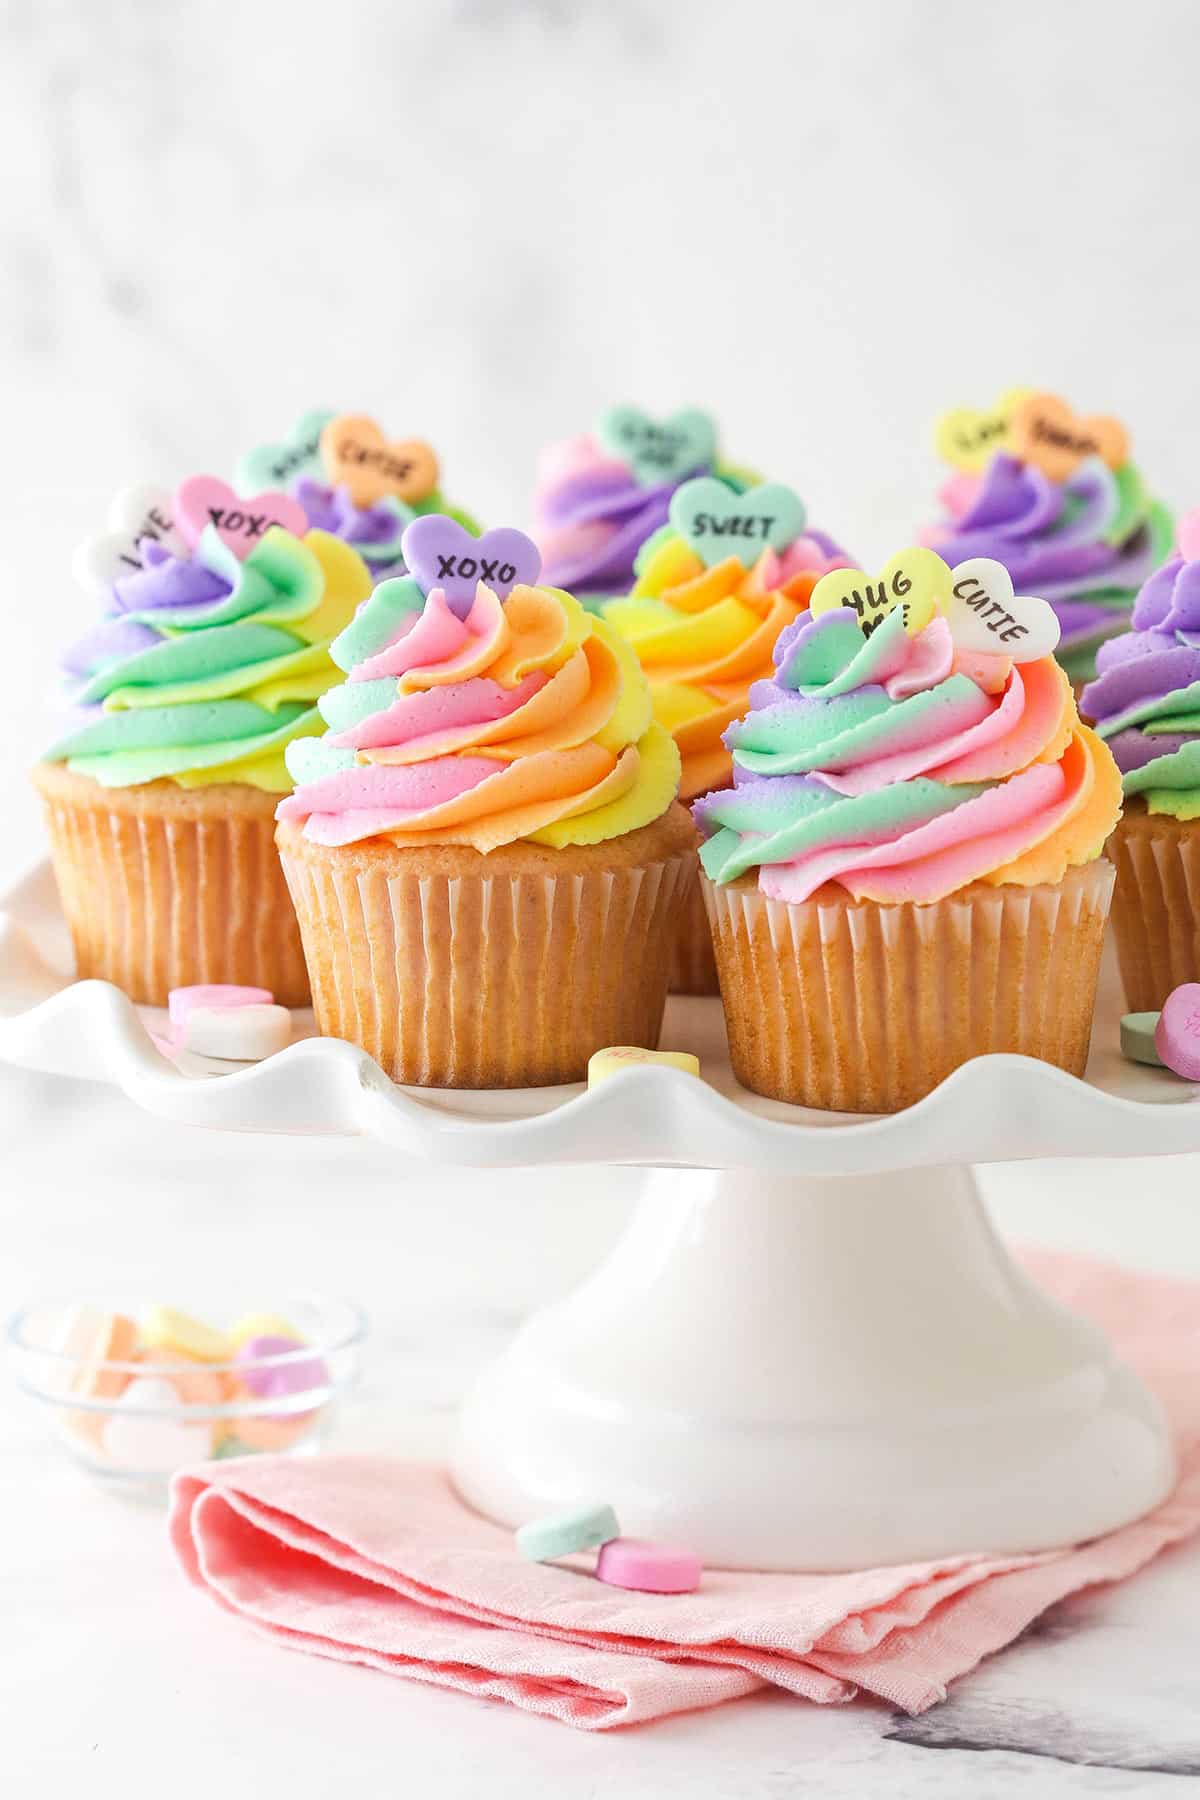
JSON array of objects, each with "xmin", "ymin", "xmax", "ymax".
[
  {"xmin": 401, "ymin": 515, "xmax": 541, "ymax": 618},
  {"xmin": 235, "ymin": 1334, "xmax": 328, "ymax": 1400}
]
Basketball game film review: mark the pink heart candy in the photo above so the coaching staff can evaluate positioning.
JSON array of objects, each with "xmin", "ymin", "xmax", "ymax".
[
  {"xmin": 1154, "ymin": 983, "xmax": 1200, "ymax": 1080},
  {"xmin": 595, "ymin": 1537, "xmax": 702, "ymax": 1594},
  {"xmin": 174, "ymin": 475, "xmax": 308, "ymax": 559},
  {"xmin": 1177, "ymin": 509, "xmax": 1200, "ymax": 564},
  {"xmin": 168, "ymin": 984, "xmax": 273, "ymax": 1028}
]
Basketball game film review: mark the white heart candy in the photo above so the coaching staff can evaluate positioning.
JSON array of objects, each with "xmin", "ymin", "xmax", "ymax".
[
  {"xmin": 180, "ymin": 1003, "xmax": 292, "ymax": 1061},
  {"xmin": 100, "ymin": 1377, "xmax": 213, "ymax": 1472},
  {"xmin": 71, "ymin": 482, "xmax": 188, "ymax": 594},
  {"xmin": 941, "ymin": 557, "xmax": 1061, "ymax": 661}
]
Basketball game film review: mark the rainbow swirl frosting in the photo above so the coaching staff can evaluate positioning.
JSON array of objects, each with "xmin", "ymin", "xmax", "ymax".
[
  {"xmin": 276, "ymin": 519, "xmax": 680, "ymax": 852},
  {"xmin": 532, "ymin": 407, "xmax": 755, "ymax": 600},
  {"xmin": 1081, "ymin": 516, "xmax": 1200, "ymax": 819},
  {"xmin": 695, "ymin": 553, "xmax": 1120, "ymax": 906},
  {"xmin": 46, "ymin": 526, "xmax": 372, "ymax": 791},
  {"xmin": 605, "ymin": 485, "xmax": 851, "ymax": 800}
]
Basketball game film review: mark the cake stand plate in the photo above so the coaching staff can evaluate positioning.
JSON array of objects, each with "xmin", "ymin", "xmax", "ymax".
[{"xmin": 0, "ymin": 859, "xmax": 1184, "ymax": 1569}]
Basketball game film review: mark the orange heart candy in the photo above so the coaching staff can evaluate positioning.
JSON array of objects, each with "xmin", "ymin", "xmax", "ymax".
[
  {"xmin": 1008, "ymin": 393, "xmax": 1129, "ymax": 482},
  {"xmin": 320, "ymin": 414, "xmax": 439, "ymax": 507}
]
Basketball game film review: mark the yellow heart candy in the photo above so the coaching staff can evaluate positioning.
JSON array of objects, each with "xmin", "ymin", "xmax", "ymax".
[
  {"xmin": 809, "ymin": 548, "xmax": 951, "ymax": 638},
  {"xmin": 933, "ymin": 388, "xmax": 1031, "ymax": 472}
]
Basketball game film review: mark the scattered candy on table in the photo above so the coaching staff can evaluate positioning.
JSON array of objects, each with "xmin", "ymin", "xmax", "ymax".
[
  {"xmin": 1155, "ymin": 984, "xmax": 1200, "ymax": 1081},
  {"xmin": 516, "ymin": 1502, "xmax": 621, "ymax": 1562},
  {"xmin": 163, "ymin": 985, "xmax": 293, "ymax": 1062},
  {"xmin": 596, "ymin": 1538, "xmax": 704, "ymax": 1595},
  {"xmin": 587, "ymin": 1046, "xmax": 702, "ymax": 1089},
  {"xmin": 1120, "ymin": 1012, "xmax": 1165, "ymax": 1068}
]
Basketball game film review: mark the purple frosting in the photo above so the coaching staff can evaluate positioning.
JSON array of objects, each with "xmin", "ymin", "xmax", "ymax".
[
  {"xmin": 537, "ymin": 467, "xmax": 683, "ymax": 596},
  {"xmin": 61, "ymin": 540, "xmax": 232, "ymax": 682},
  {"xmin": 293, "ymin": 477, "xmax": 408, "ymax": 564},
  {"xmin": 1081, "ymin": 555, "xmax": 1200, "ymax": 775}
]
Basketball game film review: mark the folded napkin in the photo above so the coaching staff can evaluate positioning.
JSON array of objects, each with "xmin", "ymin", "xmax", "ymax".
[{"xmin": 169, "ymin": 1251, "xmax": 1200, "ymax": 1730}]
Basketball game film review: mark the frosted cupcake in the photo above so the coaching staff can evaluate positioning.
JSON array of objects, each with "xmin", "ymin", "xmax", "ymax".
[
  {"xmin": 695, "ymin": 548, "xmax": 1122, "ymax": 1112},
  {"xmin": 34, "ymin": 478, "xmax": 372, "ymax": 1004},
  {"xmin": 532, "ymin": 406, "xmax": 756, "ymax": 604},
  {"xmin": 275, "ymin": 516, "xmax": 694, "ymax": 1087},
  {"xmin": 605, "ymin": 477, "xmax": 851, "ymax": 991},
  {"xmin": 1080, "ymin": 512, "xmax": 1200, "ymax": 1008},
  {"xmin": 236, "ymin": 410, "xmax": 478, "ymax": 579},
  {"xmin": 923, "ymin": 390, "xmax": 1172, "ymax": 685}
]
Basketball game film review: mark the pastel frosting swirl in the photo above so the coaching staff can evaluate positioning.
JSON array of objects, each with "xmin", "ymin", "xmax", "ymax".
[
  {"xmin": 923, "ymin": 453, "xmax": 1173, "ymax": 683},
  {"xmin": 1080, "ymin": 539, "xmax": 1200, "ymax": 819},
  {"xmin": 277, "ymin": 537, "xmax": 680, "ymax": 853},
  {"xmin": 46, "ymin": 528, "xmax": 372, "ymax": 791},
  {"xmin": 291, "ymin": 479, "xmax": 480, "ymax": 576},
  {"xmin": 532, "ymin": 435, "xmax": 754, "ymax": 600},
  {"xmin": 605, "ymin": 525, "xmax": 851, "ymax": 801},
  {"xmin": 695, "ymin": 603, "xmax": 1120, "ymax": 905}
]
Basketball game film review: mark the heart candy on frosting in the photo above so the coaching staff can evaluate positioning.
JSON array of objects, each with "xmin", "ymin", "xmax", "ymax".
[
  {"xmin": 235, "ymin": 409, "xmax": 335, "ymax": 494},
  {"xmin": 1177, "ymin": 509, "xmax": 1200, "ymax": 563},
  {"xmin": 320, "ymin": 414, "xmax": 439, "ymax": 508},
  {"xmin": 401, "ymin": 515, "xmax": 541, "ymax": 615},
  {"xmin": 174, "ymin": 476, "xmax": 309, "ymax": 560},
  {"xmin": 72, "ymin": 482, "xmax": 189, "ymax": 594},
  {"xmin": 809, "ymin": 547, "xmax": 949, "ymax": 638},
  {"xmin": 596, "ymin": 407, "xmax": 717, "ymax": 487},
  {"xmin": 933, "ymin": 388, "xmax": 1031, "ymax": 472},
  {"xmin": 942, "ymin": 557, "xmax": 1061, "ymax": 661},
  {"xmin": 1008, "ymin": 392, "xmax": 1129, "ymax": 483},
  {"xmin": 669, "ymin": 478, "xmax": 807, "ymax": 571}
]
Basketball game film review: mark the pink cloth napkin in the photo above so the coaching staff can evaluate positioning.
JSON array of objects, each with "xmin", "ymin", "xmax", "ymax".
[{"xmin": 168, "ymin": 1250, "xmax": 1200, "ymax": 1731}]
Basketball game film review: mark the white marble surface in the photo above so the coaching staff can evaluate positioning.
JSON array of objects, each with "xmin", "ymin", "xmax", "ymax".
[{"xmin": 5, "ymin": 1, "xmax": 1200, "ymax": 1789}]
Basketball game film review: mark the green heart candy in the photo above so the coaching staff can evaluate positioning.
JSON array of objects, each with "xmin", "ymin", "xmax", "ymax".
[
  {"xmin": 668, "ymin": 478, "xmax": 807, "ymax": 570},
  {"xmin": 596, "ymin": 406, "xmax": 717, "ymax": 487},
  {"xmin": 235, "ymin": 410, "xmax": 336, "ymax": 494}
]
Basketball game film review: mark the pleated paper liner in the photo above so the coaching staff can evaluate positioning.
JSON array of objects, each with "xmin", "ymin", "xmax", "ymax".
[
  {"xmin": 32, "ymin": 763, "xmax": 310, "ymax": 1007},
  {"xmin": 669, "ymin": 862, "xmax": 720, "ymax": 996},
  {"xmin": 701, "ymin": 862, "xmax": 1114, "ymax": 1114},
  {"xmin": 277, "ymin": 805, "xmax": 697, "ymax": 1088},
  {"xmin": 1108, "ymin": 802, "xmax": 1200, "ymax": 1011}
]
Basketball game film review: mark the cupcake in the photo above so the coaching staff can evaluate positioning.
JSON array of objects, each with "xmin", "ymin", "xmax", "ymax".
[
  {"xmin": 235, "ymin": 410, "xmax": 478, "ymax": 580},
  {"xmin": 532, "ymin": 405, "xmax": 756, "ymax": 605},
  {"xmin": 34, "ymin": 478, "xmax": 372, "ymax": 1004},
  {"xmin": 923, "ymin": 389, "xmax": 1173, "ymax": 685},
  {"xmin": 275, "ymin": 515, "xmax": 695, "ymax": 1087},
  {"xmin": 695, "ymin": 547, "xmax": 1122, "ymax": 1112},
  {"xmin": 1080, "ymin": 511, "xmax": 1200, "ymax": 1009},
  {"xmin": 605, "ymin": 477, "xmax": 851, "ymax": 992}
]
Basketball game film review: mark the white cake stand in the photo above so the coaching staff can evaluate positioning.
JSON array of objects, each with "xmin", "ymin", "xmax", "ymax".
[{"xmin": 1, "ymin": 859, "xmax": 1187, "ymax": 1571}]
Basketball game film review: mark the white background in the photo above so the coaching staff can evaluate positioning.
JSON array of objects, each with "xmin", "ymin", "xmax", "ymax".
[{"xmin": 4, "ymin": 2, "xmax": 1200, "ymax": 1791}]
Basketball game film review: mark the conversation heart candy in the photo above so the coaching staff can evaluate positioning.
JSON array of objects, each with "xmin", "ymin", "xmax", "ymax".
[
  {"xmin": 1178, "ymin": 509, "xmax": 1200, "ymax": 563},
  {"xmin": 67, "ymin": 1310, "xmax": 139, "ymax": 1402},
  {"xmin": 1120, "ymin": 1012, "xmax": 1164, "ymax": 1068},
  {"xmin": 810, "ymin": 547, "xmax": 949, "ymax": 638},
  {"xmin": 72, "ymin": 482, "xmax": 188, "ymax": 594},
  {"xmin": 401, "ymin": 516, "xmax": 541, "ymax": 612},
  {"xmin": 516, "ymin": 1502, "xmax": 620, "ymax": 1562},
  {"xmin": 100, "ymin": 1377, "xmax": 213, "ymax": 1471},
  {"xmin": 933, "ymin": 389, "xmax": 1031, "ymax": 472},
  {"xmin": 174, "ymin": 475, "xmax": 308, "ymax": 559},
  {"xmin": 595, "ymin": 406, "xmax": 717, "ymax": 486},
  {"xmin": 941, "ymin": 558, "xmax": 1061, "ymax": 660},
  {"xmin": 235, "ymin": 409, "xmax": 336, "ymax": 494},
  {"xmin": 319, "ymin": 414, "xmax": 439, "ymax": 508},
  {"xmin": 235, "ymin": 1335, "xmax": 327, "ymax": 1399},
  {"xmin": 587, "ymin": 1046, "xmax": 701, "ymax": 1088},
  {"xmin": 1154, "ymin": 983, "xmax": 1200, "ymax": 1080},
  {"xmin": 595, "ymin": 1537, "xmax": 702, "ymax": 1594},
  {"xmin": 668, "ymin": 478, "xmax": 807, "ymax": 570},
  {"xmin": 168, "ymin": 984, "xmax": 274, "ymax": 1030},
  {"xmin": 140, "ymin": 1306, "xmax": 230, "ymax": 1363},
  {"xmin": 1008, "ymin": 392, "xmax": 1129, "ymax": 482},
  {"xmin": 179, "ymin": 1003, "xmax": 292, "ymax": 1061}
]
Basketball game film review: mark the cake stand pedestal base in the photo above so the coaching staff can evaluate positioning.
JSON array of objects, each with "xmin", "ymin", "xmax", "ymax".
[{"xmin": 451, "ymin": 1164, "xmax": 1175, "ymax": 1571}]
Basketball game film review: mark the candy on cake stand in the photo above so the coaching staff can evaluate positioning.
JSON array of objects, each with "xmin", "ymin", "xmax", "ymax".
[{"xmin": 0, "ymin": 858, "xmax": 1185, "ymax": 1571}]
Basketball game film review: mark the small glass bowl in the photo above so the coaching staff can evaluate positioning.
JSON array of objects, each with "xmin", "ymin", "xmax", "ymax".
[{"xmin": 8, "ymin": 1294, "xmax": 367, "ymax": 1497}]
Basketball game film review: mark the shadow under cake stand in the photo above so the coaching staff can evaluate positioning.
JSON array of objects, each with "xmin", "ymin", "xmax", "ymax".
[{"xmin": 0, "ymin": 859, "xmax": 1183, "ymax": 1571}]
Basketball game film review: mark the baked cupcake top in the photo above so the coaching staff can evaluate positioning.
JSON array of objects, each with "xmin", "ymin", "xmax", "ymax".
[
  {"xmin": 47, "ymin": 479, "xmax": 372, "ymax": 791},
  {"xmin": 532, "ymin": 406, "xmax": 756, "ymax": 600},
  {"xmin": 922, "ymin": 390, "xmax": 1172, "ymax": 683},
  {"xmin": 236, "ymin": 410, "xmax": 478, "ymax": 576},
  {"xmin": 604, "ymin": 478, "xmax": 851, "ymax": 800},
  {"xmin": 695, "ymin": 547, "xmax": 1121, "ymax": 904},
  {"xmin": 1080, "ymin": 512, "xmax": 1200, "ymax": 819},
  {"xmin": 276, "ymin": 515, "xmax": 680, "ymax": 851}
]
